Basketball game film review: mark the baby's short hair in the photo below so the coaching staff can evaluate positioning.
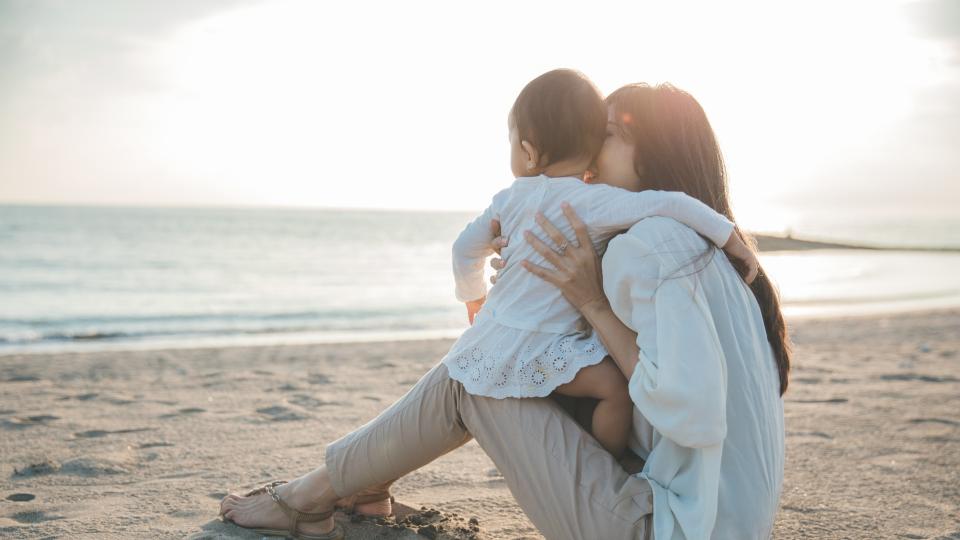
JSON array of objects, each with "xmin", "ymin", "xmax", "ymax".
[{"xmin": 511, "ymin": 69, "xmax": 606, "ymax": 167}]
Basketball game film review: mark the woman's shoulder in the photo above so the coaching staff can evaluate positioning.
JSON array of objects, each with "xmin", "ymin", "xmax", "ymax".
[
  {"xmin": 628, "ymin": 216, "xmax": 708, "ymax": 241},
  {"xmin": 610, "ymin": 217, "xmax": 709, "ymax": 257}
]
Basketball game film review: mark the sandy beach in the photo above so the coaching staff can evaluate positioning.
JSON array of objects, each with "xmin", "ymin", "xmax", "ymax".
[{"xmin": 1, "ymin": 309, "xmax": 958, "ymax": 539}]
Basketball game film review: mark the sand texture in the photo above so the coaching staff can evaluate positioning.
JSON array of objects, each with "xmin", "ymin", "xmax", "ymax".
[{"xmin": 1, "ymin": 310, "xmax": 958, "ymax": 539}]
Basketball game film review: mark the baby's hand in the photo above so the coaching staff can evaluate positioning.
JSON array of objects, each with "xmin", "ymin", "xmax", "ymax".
[
  {"xmin": 722, "ymin": 230, "xmax": 759, "ymax": 284},
  {"xmin": 465, "ymin": 297, "xmax": 486, "ymax": 325}
]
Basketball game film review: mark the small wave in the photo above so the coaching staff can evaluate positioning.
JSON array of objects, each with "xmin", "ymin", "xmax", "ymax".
[
  {"xmin": 0, "ymin": 307, "xmax": 462, "ymax": 348},
  {"xmin": 0, "ymin": 306, "xmax": 450, "ymax": 328}
]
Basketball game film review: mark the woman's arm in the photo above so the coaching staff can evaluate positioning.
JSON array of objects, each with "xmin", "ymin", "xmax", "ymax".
[{"xmin": 518, "ymin": 203, "xmax": 642, "ymax": 378}]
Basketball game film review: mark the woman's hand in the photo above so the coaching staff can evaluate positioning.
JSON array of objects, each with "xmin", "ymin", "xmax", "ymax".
[
  {"xmin": 520, "ymin": 203, "xmax": 608, "ymax": 313},
  {"xmin": 489, "ymin": 218, "xmax": 508, "ymax": 285}
]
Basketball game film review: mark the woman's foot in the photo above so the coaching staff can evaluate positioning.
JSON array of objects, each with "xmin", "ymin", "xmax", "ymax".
[
  {"xmin": 219, "ymin": 468, "xmax": 340, "ymax": 536},
  {"xmin": 335, "ymin": 483, "xmax": 393, "ymax": 517}
]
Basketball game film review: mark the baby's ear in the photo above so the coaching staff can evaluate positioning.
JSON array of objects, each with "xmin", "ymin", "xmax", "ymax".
[{"xmin": 520, "ymin": 140, "xmax": 541, "ymax": 171}]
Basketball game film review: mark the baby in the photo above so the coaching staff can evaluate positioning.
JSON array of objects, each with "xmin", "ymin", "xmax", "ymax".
[{"xmin": 445, "ymin": 69, "xmax": 754, "ymax": 457}]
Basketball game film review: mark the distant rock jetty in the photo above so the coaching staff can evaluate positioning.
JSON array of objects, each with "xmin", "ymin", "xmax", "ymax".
[{"xmin": 753, "ymin": 234, "xmax": 960, "ymax": 253}]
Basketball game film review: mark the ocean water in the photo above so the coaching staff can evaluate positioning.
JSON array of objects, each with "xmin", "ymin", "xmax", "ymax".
[{"xmin": 1, "ymin": 205, "xmax": 958, "ymax": 353}]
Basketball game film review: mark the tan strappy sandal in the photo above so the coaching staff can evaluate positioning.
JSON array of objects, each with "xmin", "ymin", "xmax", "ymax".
[{"xmin": 223, "ymin": 480, "xmax": 343, "ymax": 540}]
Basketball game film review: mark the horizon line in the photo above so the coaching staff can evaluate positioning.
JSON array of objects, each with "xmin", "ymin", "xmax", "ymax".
[{"xmin": 0, "ymin": 200, "xmax": 482, "ymax": 214}]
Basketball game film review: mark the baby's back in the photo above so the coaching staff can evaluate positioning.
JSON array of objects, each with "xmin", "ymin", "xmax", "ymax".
[{"xmin": 481, "ymin": 176, "xmax": 617, "ymax": 334}]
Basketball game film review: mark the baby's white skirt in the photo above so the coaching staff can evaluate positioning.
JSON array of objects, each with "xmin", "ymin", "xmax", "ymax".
[{"xmin": 441, "ymin": 314, "xmax": 609, "ymax": 399}]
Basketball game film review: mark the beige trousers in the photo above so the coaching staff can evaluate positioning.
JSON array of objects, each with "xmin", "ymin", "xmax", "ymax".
[{"xmin": 325, "ymin": 362, "xmax": 653, "ymax": 540}]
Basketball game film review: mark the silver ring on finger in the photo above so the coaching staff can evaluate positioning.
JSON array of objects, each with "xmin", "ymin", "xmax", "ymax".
[{"xmin": 556, "ymin": 242, "xmax": 568, "ymax": 256}]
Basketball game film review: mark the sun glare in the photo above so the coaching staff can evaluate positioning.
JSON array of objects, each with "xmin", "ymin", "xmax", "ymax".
[{"xmin": 120, "ymin": 0, "xmax": 949, "ymax": 218}]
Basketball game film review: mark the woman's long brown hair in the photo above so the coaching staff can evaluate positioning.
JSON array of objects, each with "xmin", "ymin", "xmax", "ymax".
[{"xmin": 606, "ymin": 83, "xmax": 791, "ymax": 396}]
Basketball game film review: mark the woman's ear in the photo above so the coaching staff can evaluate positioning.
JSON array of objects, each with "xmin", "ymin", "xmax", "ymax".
[{"xmin": 520, "ymin": 140, "xmax": 541, "ymax": 171}]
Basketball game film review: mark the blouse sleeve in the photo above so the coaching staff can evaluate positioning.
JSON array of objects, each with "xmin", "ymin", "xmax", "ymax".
[
  {"xmin": 583, "ymin": 184, "xmax": 733, "ymax": 247},
  {"xmin": 602, "ymin": 219, "xmax": 728, "ymax": 448},
  {"xmin": 451, "ymin": 188, "xmax": 509, "ymax": 302}
]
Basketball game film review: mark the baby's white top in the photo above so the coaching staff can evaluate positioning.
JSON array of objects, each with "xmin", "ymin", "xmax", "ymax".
[
  {"xmin": 443, "ymin": 175, "xmax": 734, "ymax": 398},
  {"xmin": 453, "ymin": 174, "xmax": 733, "ymax": 322}
]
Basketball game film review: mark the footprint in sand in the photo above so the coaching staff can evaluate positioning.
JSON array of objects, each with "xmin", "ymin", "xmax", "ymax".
[
  {"xmin": 786, "ymin": 431, "xmax": 833, "ymax": 439},
  {"xmin": 13, "ymin": 460, "xmax": 60, "ymax": 477},
  {"xmin": 780, "ymin": 505, "xmax": 823, "ymax": 514},
  {"xmin": 287, "ymin": 394, "xmax": 340, "ymax": 409},
  {"xmin": 11, "ymin": 510, "xmax": 63, "ymax": 523},
  {"xmin": 880, "ymin": 373, "xmax": 959, "ymax": 383},
  {"xmin": 306, "ymin": 373, "xmax": 332, "ymax": 385},
  {"xmin": 1, "ymin": 415, "xmax": 60, "ymax": 430},
  {"xmin": 0, "ymin": 409, "xmax": 15, "ymax": 415},
  {"xmin": 56, "ymin": 393, "xmax": 99, "ymax": 401},
  {"xmin": 59, "ymin": 457, "xmax": 130, "ymax": 476},
  {"xmin": 13, "ymin": 457, "xmax": 130, "ymax": 477},
  {"xmin": 139, "ymin": 442, "xmax": 175, "ymax": 449},
  {"xmin": 74, "ymin": 427, "xmax": 153, "ymax": 438},
  {"xmin": 908, "ymin": 418, "xmax": 959, "ymax": 427},
  {"xmin": 906, "ymin": 418, "xmax": 959, "ymax": 442},
  {"xmin": 269, "ymin": 383, "xmax": 301, "ymax": 392},
  {"xmin": 788, "ymin": 398, "xmax": 849, "ymax": 404},
  {"xmin": 74, "ymin": 430, "xmax": 111, "ymax": 438},
  {"xmin": 2, "ymin": 374, "xmax": 40, "ymax": 382},
  {"xmin": 6, "ymin": 493, "xmax": 36, "ymax": 502},
  {"xmin": 255, "ymin": 405, "xmax": 310, "ymax": 422},
  {"xmin": 159, "ymin": 407, "xmax": 206, "ymax": 419}
]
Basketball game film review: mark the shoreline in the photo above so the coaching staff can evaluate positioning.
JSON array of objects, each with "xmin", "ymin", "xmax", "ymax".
[{"xmin": 4, "ymin": 305, "xmax": 960, "ymax": 358}]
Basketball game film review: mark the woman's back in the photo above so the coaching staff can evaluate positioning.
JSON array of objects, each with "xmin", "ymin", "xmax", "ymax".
[{"xmin": 603, "ymin": 216, "xmax": 785, "ymax": 539}]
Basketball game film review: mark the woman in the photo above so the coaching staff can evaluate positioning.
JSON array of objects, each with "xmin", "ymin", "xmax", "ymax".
[{"xmin": 219, "ymin": 83, "xmax": 788, "ymax": 539}]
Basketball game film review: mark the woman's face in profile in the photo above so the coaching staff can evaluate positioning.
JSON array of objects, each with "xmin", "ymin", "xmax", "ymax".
[{"xmin": 592, "ymin": 106, "xmax": 644, "ymax": 192}]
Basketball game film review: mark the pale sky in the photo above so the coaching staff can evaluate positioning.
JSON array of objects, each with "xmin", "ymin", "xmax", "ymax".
[{"xmin": 1, "ymin": 0, "xmax": 958, "ymax": 232}]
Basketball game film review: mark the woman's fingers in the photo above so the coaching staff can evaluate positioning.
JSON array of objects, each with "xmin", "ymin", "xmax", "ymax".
[
  {"xmin": 535, "ymin": 212, "xmax": 574, "ymax": 249},
  {"xmin": 490, "ymin": 218, "xmax": 502, "ymax": 238},
  {"xmin": 524, "ymin": 230, "xmax": 567, "ymax": 269},
  {"xmin": 560, "ymin": 203, "xmax": 591, "ymax": 251},
  {"xmin": 521, "ymin": 260, "xmax": 562, "ymax": 285}
]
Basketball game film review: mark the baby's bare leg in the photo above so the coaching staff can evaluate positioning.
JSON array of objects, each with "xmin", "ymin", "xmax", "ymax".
[{"xmin": 554, "ymin": 357, "xmax": 632, "ymax": 458}]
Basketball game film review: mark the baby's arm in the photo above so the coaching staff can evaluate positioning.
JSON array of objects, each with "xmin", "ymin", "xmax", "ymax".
[
  {"xmin": 584, "ymin": 184, "xmax": 734, "ymax": 247},
  {"xmin": 581, "ymin": 184, "xmax": 758, "ymax": 281},
  {"xmin": 452, "ymin": 192, "xmax": 506, "ymax": 304}
]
